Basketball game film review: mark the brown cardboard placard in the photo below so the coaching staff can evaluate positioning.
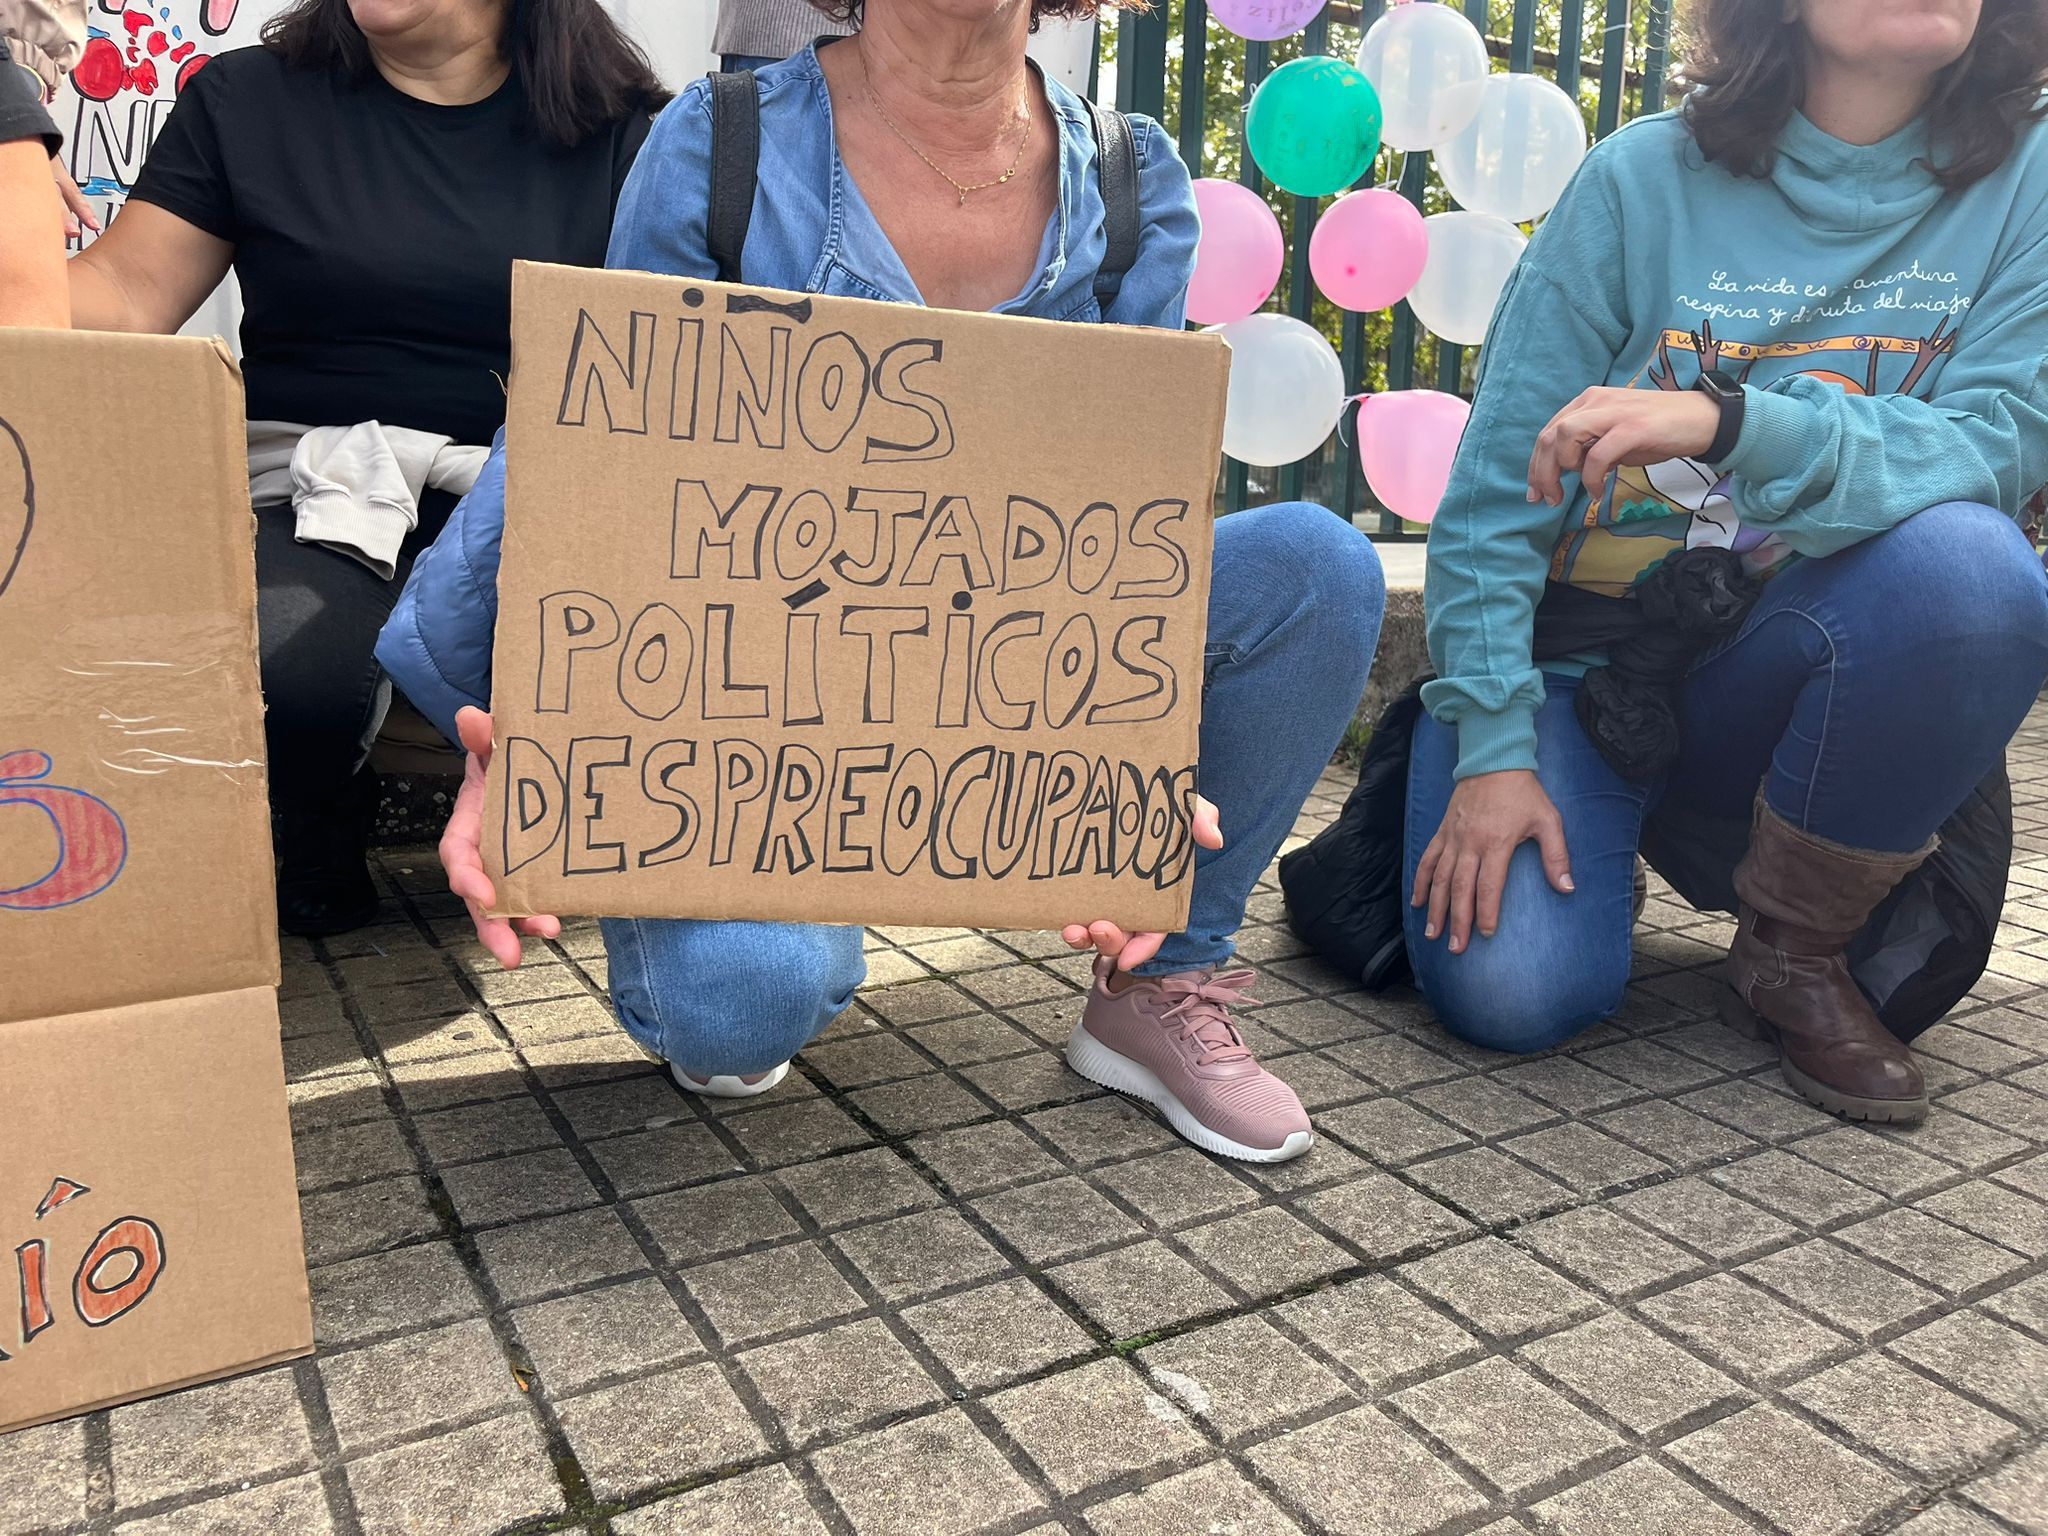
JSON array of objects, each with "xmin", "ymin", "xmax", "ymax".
[
  {"xmin": 486, "ymin": 263, "xmax": 1230, "ymax": 932},
  {"xmin": 0, "ymin": 329, "xmax": 310, "ymax": 1433}
]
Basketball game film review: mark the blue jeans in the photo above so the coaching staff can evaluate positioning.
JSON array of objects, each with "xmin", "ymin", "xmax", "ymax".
[
  {"xmin": 1405, "ymin": 501, "xmax": 2048, "ymax": 1055},
  {"xmin": 606, "ymin": 502, "xmax": 1385, "ymax": 1074}
]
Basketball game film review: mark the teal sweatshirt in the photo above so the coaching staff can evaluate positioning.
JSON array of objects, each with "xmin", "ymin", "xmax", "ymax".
[{"xmin": 1423, "ymin": 108, "xmax": 2048, "ymax": 779}]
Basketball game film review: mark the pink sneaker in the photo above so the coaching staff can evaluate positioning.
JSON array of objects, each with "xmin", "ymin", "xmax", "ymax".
[{"xmin": 1065, "ymin": 957, "xmax": 1313, "ymax": 1163}]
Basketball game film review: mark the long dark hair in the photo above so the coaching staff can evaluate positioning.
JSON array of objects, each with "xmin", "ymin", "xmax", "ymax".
[
  {"xmin": 263, "ymin": 0, "xmax": 671, "ymax": 147},
  {"xmin": 1680, "ymin": 0, "xmax": 2048, "ymax": 190}
]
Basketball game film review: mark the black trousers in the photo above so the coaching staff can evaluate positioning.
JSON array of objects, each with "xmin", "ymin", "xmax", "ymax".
[{"xmin": 253, "ymin": 490, "xmax": 457, "ymax": 829}]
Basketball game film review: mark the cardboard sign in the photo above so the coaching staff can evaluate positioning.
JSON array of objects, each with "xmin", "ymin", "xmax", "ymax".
[
  {"xmin": 487, "ymin": 264, "xmax": 1230, "ymax": 931},
  {"xmin": 0, "ymin": 330, "xmax": 310, "ymax": 1433}
]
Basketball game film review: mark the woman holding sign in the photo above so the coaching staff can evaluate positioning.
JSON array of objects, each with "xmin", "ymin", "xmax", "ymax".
[{"xmin": 380, "ymin": 0, "xmax": 1385, "ymax": 1164}]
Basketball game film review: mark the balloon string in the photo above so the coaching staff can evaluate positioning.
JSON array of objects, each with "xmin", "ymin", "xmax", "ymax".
[{"xmin": 1336, "ymin": 392, "xmax": 1373, "ymax": 447}]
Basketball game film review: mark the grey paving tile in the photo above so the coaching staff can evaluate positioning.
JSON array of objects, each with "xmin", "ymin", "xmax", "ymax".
[
  {"xmin": 1529, "ymin": 1456, "xmax": 1756, "ymax": 1536},
  {"xmin": 1795, "ymin": 1125, "xmax": 1957, "ymax": 1198},
  {"xmin": 1398, "ymin": 1237, "xmax": 1602, "ymax": 1344},
  {"xmin": 298, "ymin": 1175, "xmax": 442, "ymax": 1265},
  {"xmin": 1590, "ymin": 1098, "xmax": 1757, "ymax": 1166},
  {"xmin": 342, "ymin": 1411, "xmax": 564, "ymax": 1536},
  {"xmin": 1400, "ymin": 1147, "xmax": 1576, "ymax": 1226},
  {"xmin": 971, "ymin": 1175, "xmax": 1143, "ymax": 1264},
  {"xmin": 910, "ymin": 1121, "xmax": 1064, "ymax": 1196},
  {"xmin": 0, "ymin": 1419, "xmax": 89, "ymax": 1536},
  {"xmin": 738, "ymin": 1318, "xmax": 946, "ymax": 1446},
  {"xmin": 439, "ymin": 1147, "xmax": 600, "ymax": 1227},
  {"xmin": 681, "ymin": 1241, "xmax": 868, "ymax": 1347},
  {"xmin": 1296, "ymin": 1171, "xmax": 1476, "ymax": 1259},
  {"xmin": 850, "ymin": 1072, "xmax": 994, "ymax": 1135},
  {"xmin": 1705, "ymin": 1148, "xmax": 1888, "ymax": 1227},
  {"xmin": 832, "ymin": 1208, "xmax": 1009, "ymax": 1304},
  {"xmin": 587, "ymin": 1122, "xmax": 741, "ymax": 1199},
  {"xmin": 1786, "ymin": 1353, "xmax": 2023, "ymax": 1479},
  {"xmin": 723, "ymin": 1097, "xmax": 874, "ymax": 1168},
  {"xmin": 1492, "ymin": 1056, "xmax": 1638, "ymax": 1114},
  {"xmin": 987, "ymin": 1358, "xmax": 1208, "ymax": 1497},
  {"xmin": 320, "ymin": 1318, "xmax": 520, "ymax": 1453},
  {"xmin": 1985, "ymin": 1270, "xmax": 2048, "ymax": 1334},
  {"xmin": 908, "ymin": 1011, "xmax": 1039, "ymax": 1066},
  {"xmin": 1318, "ymin": 1097, "xmax": 1471, "ymax": 1164},
  {"xmin": 613, "ymin": 1464, "xmax": 829, "ymax": 1535},
  {"xmin": 1244, "ymin": 1405, "xmax": 1489, "ymax": 1536},
  {"xmin": 1918, "ymin": 1180, "xmax": 2048, "ymax": 1257},
  {"xmin": 1942, "ymin": 1080, "xmax": 2048, "ymax": 1139},
  {"xmin": 1048, "ymin": 1239, "xmax": 1233, "ymax": 1339},
  {"xmin": 810, "ymin": 1410, "xmax": 1045, "ymax": 1536},
  {"xmin": 1518, "ymin": 1206, "xmax": 1705, "ymax": 1300},
  {"xmin": 1611, "ymin": 1177, "xmax": 1799, "ymax": 1261},
  {"xmin": 1082, "ymin": 1460, "xmax": 1305, "ymax": 1535},
  {"xmin": 899, "ymin": 1277, "xmax": 1095, "ymax": 1390},
  {"xmin": 1027, "ymin": 1097, "xmax": 1180, "ymax": 1166},
  {"xmin": 1139, "ymin": 1315, "xmax": 1350, "ymax": 1440},
  {"xmin": 1176, "ymin": 1206, "xmax": 1353, "ymax": 1296},
  {"xmin": 555, "ymin": 1364, "xmax": 768, "ymax": 1500},
  {"xmin": 1667, "ymin": 1404, "xmax": 1909, "ymax": 1535},
  {"xmin": 1680, "ymin": 1078, "xmax": 1839, "ymax": 1141},
  {"xmin": 1739, "ymin": 1238, "xmax": 1943, "ymax": 1339},
  {"xmin": 1886, "ymin": 1508, "xmax": 2012, "ymax": 1536},
  {"xmin": 548, "ymin": 1075, "xmax": 694, "ymax": 1142},
  {"xmin": 1891, "ymin": 1312, "xmax": 2048, "ymax": 1426},
  {"xmin": 511, "ymin": 1275, "xmax": 703, "ymax": 1396},
  {"xmin": 1406, "ymin": 1075, "xmax": 1555, "ymax": 1138},
  {"xmin": 1394, "ymin": 1355, "xmax": 1624, "ymax": 1497},
  {"xmin": 1503, "ymin": 1122, "xmax": 1667, "ymax": 1195},
  {"xmin": 1274, "ymin": 1275, "xmax": 1484, "ymax": 1392},
  {"xmin": 310, "ymin": 1241, "xmax": 485, "ymax": 1347},
  {"xmin": 1875, "ymin": 1110, "xmax": 2028, "ymax": 1172},
  {"xmin": 1519, "ymin": 1313, "xmax": 1744, "ymax": 1437},
  {"xmin": 632, "ymin": 1175, "xmax": 801, "ymax": 1265},
  {"xmin": 1962, "ymin": 1443, "xmax": 2048, "ymax": 1534},
  {"xmin": 1636, "ymin": 1273, "xmax": 1848, "ymax": 1387},
  {"xmin": 803, "ymin": 1031, "xmax": 932, "ymax": 1089},
  {"xmin": 472, "ymin": 1206, "xmax": 648, "ymax": 1305},
  {"xmin": 1836, "ymin": 1207, "xmax": 2028, "ymax": 1296},
  {"xmin": 772, "ymin": 1149, "xmax": 944, "ymax": 1233},
  {"xmin": 1576, "ymin": 1040, "xmax": 1720, "ymax": 1094},
  {"xmin": 293, "ymin": 1117, "xmax": 419, "ymax": 1190},
  {"xmin": 1326, "ymin": 1033, "xmax": 1466, "ymax": 1090},
  {"xmin": 110, "ymin": 1369, "xmax": 313, "ymax": 1508},
  {"xmin": 112, "ymin": 1473, "xmax": 335, "ymax": 1536},
  {"xmin": 411, "ymin": 1095, "xmax": 562, "ymax": 1166}
]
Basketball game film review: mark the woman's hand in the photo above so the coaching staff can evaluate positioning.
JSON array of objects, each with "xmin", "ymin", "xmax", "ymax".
[
  {"xmin": 1411, "ymin": 770, "xmax": 1572, "ymax": 954},
  {"xmin": 51, "ymin": 159, "xmax": 99, "ymax": 241},
  {"xmin": 1061, "ymin": 795, "xmax": 1223, "ymax": 971},
  {"xmin": 442, "ymin": 706, "xmax": 562, "ymax": 969},
  {"xmin": 1528, "ymin": 387, "xmax": 1721, "ymax": 510}
]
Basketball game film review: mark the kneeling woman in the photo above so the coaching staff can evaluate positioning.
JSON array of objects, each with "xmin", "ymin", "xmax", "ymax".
[
  {"xmin": 1409, "ymin": 0, "xmax": 2048, "ymax": 1121},
  {"xmin": 378, "ymin": 0, "xmax": 1386, "ymax": 1163}
]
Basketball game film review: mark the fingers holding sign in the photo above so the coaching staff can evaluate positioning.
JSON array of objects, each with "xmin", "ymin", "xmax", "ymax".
[
  {"xmin": 444, "ymin": 706, "xmax": 562, "ymax": 970},
  {"xmin": 1061, "ymin": 795, "xmax": 1223, "ymax": 971}
]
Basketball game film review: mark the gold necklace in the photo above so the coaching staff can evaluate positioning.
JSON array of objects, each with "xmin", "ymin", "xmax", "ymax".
[{"xmin": 864, "ymin": 79, "xmax": 1034, "ymax": 206}]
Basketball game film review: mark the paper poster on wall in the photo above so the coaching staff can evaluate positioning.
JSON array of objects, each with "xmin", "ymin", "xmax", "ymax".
[{"xmin": 485, "ymin": 263, "xmax": 1231, "ymax": 933}]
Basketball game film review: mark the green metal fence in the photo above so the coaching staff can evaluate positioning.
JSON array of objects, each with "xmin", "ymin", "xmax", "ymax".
[{"xmin": 1103, "ymin": 0, "xmax": 1677, "ymax": 534}]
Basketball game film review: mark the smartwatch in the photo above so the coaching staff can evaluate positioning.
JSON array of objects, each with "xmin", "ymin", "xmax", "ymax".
[{"xmin": 1694, "ymin": 368, "xmax": 1746, "ymax": 465}]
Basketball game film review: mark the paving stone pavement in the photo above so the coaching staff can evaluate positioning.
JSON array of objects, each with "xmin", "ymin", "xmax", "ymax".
[{"xmin": 10, "ymin": 722, "xmax": 2048, "ymax": 1536}]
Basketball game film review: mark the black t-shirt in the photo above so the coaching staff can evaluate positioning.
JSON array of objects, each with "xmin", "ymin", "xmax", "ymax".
[
  {"xmin": 129, "ymin": 47, "xmax": 652, "ymax": 446},
  {"xmin": 0, "ymin": 40, "xmax": 59, "ymax": 151}
]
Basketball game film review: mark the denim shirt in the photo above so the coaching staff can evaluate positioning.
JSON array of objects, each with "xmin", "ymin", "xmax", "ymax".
[
  {"xmin": 611, "ymin": 45, "xmax": 1198, "ymax": 323},
  {"xmin": 375, "ymin": 45, "xmax": 1200, "ymax": 741}
]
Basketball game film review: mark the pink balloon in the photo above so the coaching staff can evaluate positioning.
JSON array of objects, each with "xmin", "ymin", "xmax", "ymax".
[
  {"xmin": 1209, "ymin": 0, "xmax": 1327, "ymax": 42},
  {"xmin": 1357, "ymin": 390, "xmax": 1471, "ymax": 524},
  {"xmin": 1188, "ymin": 179, "xmax": 1285, "ymax": 327},
  {"xmin": 1309, "ymin": 189, "xmax": 1428, "ymax": 313}
]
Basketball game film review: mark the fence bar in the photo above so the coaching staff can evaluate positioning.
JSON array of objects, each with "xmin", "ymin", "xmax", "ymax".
[
  {"xmin": 1643, "ymin": 0, "xmax": 1673, "ymax": 114},
  {"xmin": 1510, "ymin": 0, "xmax": 1536, "ymax": 73},
  {"xmin": 1178, "ymin": 0, "xmax": 1208, "ymax": 171},
  {"xmin": 1115, "ymin": 5, "xmax": 1170, "ymax": 118},
  {"xmin": 1224, "ymin": 35, "xmax": 1272, "ymax": 514},
  {"xmin": 1554, "ymin": 0, "xmax": 1585, "ymax": 97},
  {"xmin": 1279, "ymin": 8, "xmax": 1333, "ymax": 505},
  {"xmin": 1595, "ymin": 0, "xmax": 1629, "ymax": 138}
]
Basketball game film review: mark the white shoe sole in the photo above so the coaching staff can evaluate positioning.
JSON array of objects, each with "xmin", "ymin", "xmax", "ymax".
[
  {"xmin": 1065, "ymin": 1025, "xmax": 1313, "ymax": 1164},
  {"xmin": 671, "ymin": 1060, "xmax": 789, "ymax": 1098}
]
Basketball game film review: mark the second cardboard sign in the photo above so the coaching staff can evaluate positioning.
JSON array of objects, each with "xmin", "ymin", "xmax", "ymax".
[{"xmin": 487, "ymin": 264, "xmax": 1230, "ymax": 933}]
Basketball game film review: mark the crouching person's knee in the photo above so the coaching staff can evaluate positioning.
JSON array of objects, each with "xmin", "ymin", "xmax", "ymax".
[
  {"xmin": 602, "ymin": 918, "xmax": 866, "ymax": 1074},
  {"xmin": 1412, "ymin": 932, "xmax": 1629, "ymax": 1054}
]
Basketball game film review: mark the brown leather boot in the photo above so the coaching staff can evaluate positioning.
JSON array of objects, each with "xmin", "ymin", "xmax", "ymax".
[{"xmin": 1719, "ymin": 795, "xmax": 1934, "ymax": 1123}]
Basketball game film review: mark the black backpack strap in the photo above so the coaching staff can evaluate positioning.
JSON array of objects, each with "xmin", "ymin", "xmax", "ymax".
[
  {"xmin": 1086, "ymin": 100, "xmax": 1140, "ymax": 310},
  {"xmin": 706, "ymin": 70, "xmax": 761, "ymax": 285}
]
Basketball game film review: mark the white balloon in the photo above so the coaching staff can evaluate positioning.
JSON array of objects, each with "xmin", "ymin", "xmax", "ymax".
[
  {"xmin": 1407, "ymin": 212, "xmax": 1527, "ymax": 347},
  {"xmin": 1211, "ymin": 314, "xmax": 1347, "ymax": 468},
  {"xmin": 1355, "ymin": 1, "xmax": 1491, "ymax": 152},
  {"xmin": 1435, "ymin": 72, "xmax": 1590, "ymax": 222}
]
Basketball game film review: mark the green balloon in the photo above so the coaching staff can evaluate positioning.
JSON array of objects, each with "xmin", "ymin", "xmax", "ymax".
[{"xmin": 1246, "ymin": 56, "xmax": 1383, "ymax": 198}]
